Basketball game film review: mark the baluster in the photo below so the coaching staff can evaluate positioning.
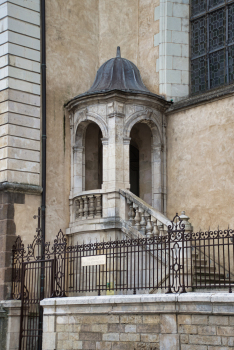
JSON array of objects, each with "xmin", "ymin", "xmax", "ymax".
[
  {"xmin": 152, "ymin": 218, "xmax": 159, "ymax": 236},
  {"xmin": 133, "ymin": 204, "xmax": 140, "ymax": 231},
  {"xmin": 82, "ymin": 195, "xmax": 88, "ymax": 219},
  {"xmin": 79, "ymin": 197, "xmax": 84, "ymax": 218},
  {"xmin": 139, "ymin": 209, "xmax": 146, "ymax": 235},
  {"xmin": 145, "ymin": 213, "xmax": 153, "ymax": 237},
  {"xmin": 158, "ymin": 223, "xmax": 165, "ymax": 248},
  {"xmin": 75, "ymin": 198, "xmax": 80, "ymax": 219},
  {"xmin": 127, "ymin": 200, "xmax": 135, "ymax": 225},
  {"xmin": 158, "ymin": 223, "xmax": 164, "ymax": 236},
  {"xmin": 95, "ymin": 194, "xmax": 102, "ymax": 218},
  {"xmin": 88, "ymin": 195, "xmax": 95, "ymax": 218}
]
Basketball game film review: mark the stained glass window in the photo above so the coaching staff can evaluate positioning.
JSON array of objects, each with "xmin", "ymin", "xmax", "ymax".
[{"xmin": 191, "ymin": 0, "xmax": 234, "ymax": 95}]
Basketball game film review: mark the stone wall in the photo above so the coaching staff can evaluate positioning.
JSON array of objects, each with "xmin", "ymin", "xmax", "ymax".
[
  {"xmin": 41, "ymin": 293, "xmax": 234, "ymax": 350},
  {"xmin": 166, "ymin": 95, "xmax": 234, "ymax": 231}
]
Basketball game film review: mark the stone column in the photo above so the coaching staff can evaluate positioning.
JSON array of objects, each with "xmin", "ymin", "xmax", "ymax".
[
  {"xmin": 123, "ymin": 137, "xmax": 131, "ymax": 190},
  {"xmin": 105, "ymin": 101, "xmax": 126, "ymax": 192},
  {"xmin": 0, "ymin": 300, "xmax": 21, "ymax": 350},
  {"xmin": 152, "ymin": 145, "xmax": 164, "ymax": 212},
  {"xmin": 179, "ymin": 211, "xmax": 193, "ymax": 291},
  {"xmin": 102, "ymin": 101, "xmax": 126, "ymax": 220},
  {"xmin": 41, "ymin": 300, "xmax": 56, "ymax": 350},
  {"xmin": 101, "ymin": 138, "xmax": 109, "ymax": 190},
  {"xmin": 73, "ymin": 146, "xmax": 84, "ymax": 194}
]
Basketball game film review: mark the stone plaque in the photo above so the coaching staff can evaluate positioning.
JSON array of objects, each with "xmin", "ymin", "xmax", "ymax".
[{"xmin": 81, "ymin": 255, "xmax": 106, "ymax": 267}]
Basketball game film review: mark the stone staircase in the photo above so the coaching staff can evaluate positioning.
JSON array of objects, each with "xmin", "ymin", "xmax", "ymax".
[{"xmin": 192, "ymin": 250, "xmax": 234, "ymax": 292}]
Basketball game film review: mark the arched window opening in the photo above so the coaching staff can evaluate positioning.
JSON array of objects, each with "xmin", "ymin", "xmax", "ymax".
[
  {"xmin": 85, "ymin": 122, "xmax": 103, "ymax": 190},
  {"xmin": 130, "ymin": 142, "xmax": 139, "ymax": 197},
  {"xmin": 130, "ymin": 123, "xmax": 152, "ymax": 205}
]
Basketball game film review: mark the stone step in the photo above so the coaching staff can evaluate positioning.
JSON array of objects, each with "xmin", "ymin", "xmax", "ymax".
[
  {"xmin": 193, "ymin": 259, "xmax": 208, "ymax": 265},
  {"xmin": 193, "ymin": 287, "xmax": 233, "ymax": 293},
  {"xmin": 194, "ymin": 266, "xmax": 216, "ymax": 273},
  {"xmin": 193, "ymin": 278, "xmax": 234, "ymax": 285}
]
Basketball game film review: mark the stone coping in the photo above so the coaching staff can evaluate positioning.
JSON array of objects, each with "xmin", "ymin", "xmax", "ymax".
[
  {"xmin": 0, "ymin": 300, "xmax": 21, "ymax": 308},
  {"xmin": 166, "ymin": 84, "xmax": 234, "ymax": 114},
  {"xmin": 41, "ymin": 292, "xmax": 234, "ymax": 307}
]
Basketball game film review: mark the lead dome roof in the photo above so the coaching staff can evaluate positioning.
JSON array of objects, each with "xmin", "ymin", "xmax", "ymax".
[{"xmin": 74, "ymin": 47, "xmax": 165, "ymax": 100}]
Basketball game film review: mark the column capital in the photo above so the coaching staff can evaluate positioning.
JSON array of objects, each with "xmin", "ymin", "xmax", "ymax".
[
  {"xmin": 101, "ymin": 138, "xmax": 109, "ymax": 145},
  {"xmin": 73, "ymin": 146, "xmax": 84, "ymax": 153},
  {"xmin": 123, "ymin": 137, "xmax": 131, "ymax": 145}
]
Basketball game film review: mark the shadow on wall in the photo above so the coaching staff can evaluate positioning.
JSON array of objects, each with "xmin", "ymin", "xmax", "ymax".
[
  {"xmin": 130, "ymin": 122, "xmax": 152, "ymax": 206},
  {"xmin": 85, "ymin": 122, "xmax": 103, "ymax": 191}
]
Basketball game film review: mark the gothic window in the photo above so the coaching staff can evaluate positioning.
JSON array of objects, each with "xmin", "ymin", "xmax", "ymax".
[{"xmin": 191, "ymin": 0, "xmax": 234, "ymax": 95}]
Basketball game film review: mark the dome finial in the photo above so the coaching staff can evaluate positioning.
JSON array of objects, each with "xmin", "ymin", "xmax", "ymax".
[{"xmin": 116, "ymin": 46, "xmax": 121, "ymax": 58}]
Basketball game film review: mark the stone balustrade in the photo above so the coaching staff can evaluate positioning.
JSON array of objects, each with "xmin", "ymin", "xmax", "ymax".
[
  {"xmin": 120, "ymin": 189, "xmax": 171, "ymax": 237},
  {"xmin": 74, "ymin": 193, "xmax": 102, "ymax": 220}
]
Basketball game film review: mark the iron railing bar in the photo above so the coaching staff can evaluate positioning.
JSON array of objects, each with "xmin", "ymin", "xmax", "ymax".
[
  {"xmin": 223, "ymin": 233, "xmax": 226, "ymax": 286},
  {"xmin": 218, "ymin": 233, "xmax": 221, "ymax": 288}
]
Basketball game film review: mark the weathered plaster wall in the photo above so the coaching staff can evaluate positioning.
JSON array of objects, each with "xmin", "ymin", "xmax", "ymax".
[
  {"xmin": 167, "ymin": 96, "xmax": 234, "ymax": 231},
  {"xmin": 45, "ymin": 0, "xmax": 99, "ymax": 237},
  {"xmin": 99, "ymin": 0, "xmax": 138, "ymax": 67},
  {"xmin": 138, "ymin": 0, "xmax": 160, "ymax": 95},
  {"xmin": 99, "ymin": 0, "xmax": 159, "ymax": 94},
  {"xmin": 14, "ymin": 194, "xmax": 40, "ymax": 241}
]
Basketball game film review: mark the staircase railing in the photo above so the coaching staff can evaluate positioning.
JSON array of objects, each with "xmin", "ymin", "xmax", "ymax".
[{"xmin": 119, "ymin": 189, "xmax": 171, "ymax": 236}]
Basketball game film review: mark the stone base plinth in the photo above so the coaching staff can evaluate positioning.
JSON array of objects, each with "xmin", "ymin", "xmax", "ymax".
[
  {"xmin": 41, "ymin": 293, "xmax": 234, "ymax": 350},
  {"xmin": 0, "ymin": 300, "xmax": 21, "ymax": 350}
]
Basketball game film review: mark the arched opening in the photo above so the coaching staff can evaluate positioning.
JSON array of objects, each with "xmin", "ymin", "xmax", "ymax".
[
  {"xmin": 130, "ymin": 143, "xmax": 139, "ymax": 197},
  {"xmin": 130, "ymin": 122, "xmax": 152, "ymax": 205},
  {"xmin": 85, "ymin": 122, "xmax": 103, "ymax": 190}
]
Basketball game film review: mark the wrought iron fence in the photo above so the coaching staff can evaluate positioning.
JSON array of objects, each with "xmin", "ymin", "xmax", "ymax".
[
  {"xmin": 12, "ymin": 214, "xmax": 234, "ymax": 300},
  {"xmin": 11, "ymin": 213, "xmax": 234, "ymax": 350}
]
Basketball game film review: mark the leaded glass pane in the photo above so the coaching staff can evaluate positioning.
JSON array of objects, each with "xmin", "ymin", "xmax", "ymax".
[
  {"xmin": 210, "ymin": 49, "xmax": 225, "ymax": 88},
  {"xmin": 209, "ymin": 9, "xmax": 225, "ymax": 51},
  {"xmin": 191, "ymin": 1, "xmax": 234, "ymax": 95},
  {"xmin": 209, "ymin": 0, "xmax": 225, "ymax": 10},
  {"xmin": 191, "ymin": 17, "xmax": 206, "ymax": 58},
  {"xmin": 191, "ymin": 0, "xmax": 206, "ymax": 17},
  {"xmin": 228, "ymin": 4, "xmax": 234, "ymax": 44},
  {"xmin": 191, "ymin": 57, "xmax": 207, "ymax": 94},
  {"xmin": 228, "ymin": 45, "xmax": 234, "ymax": 82}
]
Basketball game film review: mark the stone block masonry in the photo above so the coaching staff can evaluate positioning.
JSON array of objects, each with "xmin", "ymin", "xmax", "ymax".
[
  {"xmin": 41, "ymin": 293, "xmax": 234, "ymax": 350},
  {"xmin": 154, "ymin": 0, "xmax": 190, "ymax": 101},
  {"xmin": 0, "ymin": 0, "xmax": 42, "ymax": 301},
  {"xmin": 0, "ymin": 0, "xmax": 41, "ymax": 185}
]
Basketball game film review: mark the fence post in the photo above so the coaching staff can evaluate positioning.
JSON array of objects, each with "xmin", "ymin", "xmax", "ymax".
[
  {"xmin": 166, "ymin": 230, "xmax": 172, "ymax": 294},
  {"xmin": 179, "ymin": 211, "xmax": 193, "ymax": 292}
]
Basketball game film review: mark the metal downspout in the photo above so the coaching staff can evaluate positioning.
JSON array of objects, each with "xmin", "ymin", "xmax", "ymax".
[
  {"xmin": 41, "ymin": 0, "xmax": 46, "ymax": 243},
  {"xmin": 38, "ymin": 1, "xmax": 46, "ymax": 348}
]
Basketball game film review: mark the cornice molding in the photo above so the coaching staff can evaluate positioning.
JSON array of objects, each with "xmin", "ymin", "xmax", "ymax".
[{"xmin": 0, "ymin": 182, "xmax": 43, "ymax": 195}]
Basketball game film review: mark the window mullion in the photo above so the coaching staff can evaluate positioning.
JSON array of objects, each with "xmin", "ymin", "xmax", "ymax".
[
  {"xmin": 226, "ymin": 4, "xmax": 229, "ymax": 83},
  {"xmin": 207, "ymin": 0, "xmax": 211, "ymax": 90}
]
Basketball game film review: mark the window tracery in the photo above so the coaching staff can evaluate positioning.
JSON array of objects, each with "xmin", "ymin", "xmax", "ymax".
[{"xmin": 191, "ymin": 0, "xmax": 234, "ymax": 94}]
